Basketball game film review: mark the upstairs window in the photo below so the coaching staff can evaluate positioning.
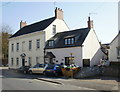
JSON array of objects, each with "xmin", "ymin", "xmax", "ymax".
[
  {"xmin": 29, "ymin": 40, "xmax": 32, "ymax": 50},
  {"xmin": 64, "ymin": 37, "xmax": 75, "ymax": 45},
  {"xmin": 36, "ymin": 39, "xmax": 40, "ymax": 49},
  {"xmin": 11, "ymin": 44, "xmax": 14, "ymax": 52},
  {"xmin": 52, "ymin": 25, "xmax": 56, "ymax": 34},
  {"xmin": 22, "ymin": 41, "xmax": 25, "ymax": 51},
  {"xmin": 16, "ymin": 43, "xmax": 19, "ymax": 51},
  {"xmin": 48, "ymin": 40, "xmax": 54, "ymax": 47}
]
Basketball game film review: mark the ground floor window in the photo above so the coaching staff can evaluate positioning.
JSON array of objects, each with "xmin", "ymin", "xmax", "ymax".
[
  {"xmin": 11, "ymin": 58, "xmax": 14, "ymax": 66},
  {"xmin": 16, "ymin": 57, "xmax": 19, "ymax": 66},
  {"xmin": 36, "ymin": 57, "xmax": 40, "ymax": 64},
  {"xmin": 28, "ymin": 57, "xmax": 32, "ymax": 66},
  {"xmin": 83, "ymin": 59, "xmax": 90, "ymax": 67}
]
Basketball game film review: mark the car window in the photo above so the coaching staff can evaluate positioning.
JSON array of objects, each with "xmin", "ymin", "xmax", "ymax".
[
  {"xmin": 39, "ymin": 64, "xmax": 45, "ymax": 68},
  {"xmin": 55, "ymin": 66, "xmax": 61, "ymax": 70},
  {"xmin": 46, "ymin": 65, "xmax": 54, "ymax": 69}
]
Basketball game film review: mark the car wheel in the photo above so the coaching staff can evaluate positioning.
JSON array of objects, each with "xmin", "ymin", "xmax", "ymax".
[
  {"xmin": 24, "ymin": 71, "xmax": 27, "ymax": 74},
  {"xmin": 43, "ymin": 72, "xmax": 46, "ymax": 76},
  {"xmin": 54, "ymin": 73, "xmax": 58, "ymax": 77},
  {"xmin": 29, "ymin": 71, "xmax": 33, "ymax": 74}
]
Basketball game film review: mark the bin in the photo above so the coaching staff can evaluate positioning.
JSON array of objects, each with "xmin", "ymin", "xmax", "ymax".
[{"xmin": 61, "ymin": 67, "xmax": 80, "ymax": 77}]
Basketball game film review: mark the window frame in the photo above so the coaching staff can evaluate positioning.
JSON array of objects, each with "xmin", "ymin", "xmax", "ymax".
[
  {"xmin": 48, "ymin": 40, "xmax": 54, "ymax": 47},
  {"xmin": 16, "ymin": 43, "xmax": 19, "ymax": 51},
  {"xmin": 36, "ymin": 39, "xmax": 40, "ymax": 49},
  {"xmin": 64, "ymin": 37, "xmax": 75, "ymax": 45},
  {"xmin": 29, "ymin": 40, "xmax": 32, "ymax": 50},
  {"xmin": 16, "ymin": 57, "xmax": 19, "ymax": 66},
  {"xmin": 11, "ymin": 44, "xmax": 14, "ymax": 52},
  {"xmin": 52, "ymin": 25, "xmax": 56, "ymax": 34}
]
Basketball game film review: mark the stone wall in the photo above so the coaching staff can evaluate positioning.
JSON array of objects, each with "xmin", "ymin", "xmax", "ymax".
[{"xmin": 74, "ymin": 66, "xmax": 120, "ymax": 78}]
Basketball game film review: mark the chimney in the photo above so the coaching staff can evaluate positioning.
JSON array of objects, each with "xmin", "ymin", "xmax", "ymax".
[
  {"xmin": 87, "ymin": 16, "xmax": 93, "ymax": 29},
  {"xmin": 55, "ymin": 7, "xmax": 63, "ymax": 20},
  {"xmin": 20, "ymin": 21, "xmax": 27, "ymax": 29}
]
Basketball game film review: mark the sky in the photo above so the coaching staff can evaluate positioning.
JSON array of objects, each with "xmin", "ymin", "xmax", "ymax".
[{"xmin": 1, "ymin": 1, "xmax": 118, "ymax": 44}]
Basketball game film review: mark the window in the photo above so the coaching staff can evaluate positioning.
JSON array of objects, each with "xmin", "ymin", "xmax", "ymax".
[
  {"xmin": 16, "ymin": 43, "xmax": 19, "ymax": 51},
  {"xmin": 64, "ymin": 37, "xmax": 75, "ymax": 45},
  {"xmin": 29, "ymin": 40, "xmax": 32, "ymax": 50},
  {"xmin": 28, "ymin": 57, "xmax": 32, "ymax": 66},
  {"xmin": 22, "ymin": 41, "xmax": 25, "ymax": 51},
  {"xmin": 52, "ymin": 25, "xmax": 56, "ymax": 34},
  {"xmin": 16, "ymin": 57, "xmax": 19, "ymax": 66},
  {"xmin": 36, "ymin": 57, "xmax": 39, "ymax": 64},
  {"xmin": 36, "ymin": 39, "xmax": 40, "ymax": 49},
  {"xmin": 11, "ymin": 58, "xmax": 13, "ymax": 66},
  {"xmin": 48, "ymin": 40, "xmax": 54, "ymax": 46},
  {"xmin": 11, "ymin": 44, "xmax": 14, "ymax": 52},
  {"xmin": 117, "ymin": 47, "xmax": 120, "ymax": 57}
]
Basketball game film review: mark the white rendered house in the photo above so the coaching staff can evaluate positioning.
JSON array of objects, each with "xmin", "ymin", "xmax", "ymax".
[
  {"xmin": 109, "ymin": 32, "xmax": 120, "ymax": 64},
  {"xmin": 9, "ymin": 8, "xmax": 69, "ymax": 69},
  {"xmin": 44, "ymin": 17, "xmax": 105, "ymax": 67}
]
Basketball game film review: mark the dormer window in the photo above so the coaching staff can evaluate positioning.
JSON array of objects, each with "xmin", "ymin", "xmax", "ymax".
[
  {"xmin": 64, "ymin": 37, "xmax": 75, "ymax": 45},
  {"xmin": 52, "ymin": 25, "xmax": 56, "ymax": 34},
  {"xmin": 48, "ymin": 40, "xmax": 54, "ymax": 46}
]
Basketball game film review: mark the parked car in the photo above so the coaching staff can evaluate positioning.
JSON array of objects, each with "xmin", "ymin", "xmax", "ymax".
[
  {"xmin": 44, "ymin": 64, "xmax": 63, "ymax": 77},
  {"xmin": 16, "ymin": 66, "xmax": 31, "ymax": 74},
  {"xmin": 28, "ymin": 64, "xmax": 48, "ymax": 74}
]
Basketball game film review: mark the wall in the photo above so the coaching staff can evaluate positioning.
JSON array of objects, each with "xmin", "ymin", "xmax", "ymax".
[
  {"xmin": 82, "ymin": 29, "xmax": 104, "ymax": 66},
  {"xmin": 45, "ymin": 47, "xmax": 83, "ymax": 67},
  {"xmin": 109, "ymin": 35, "xmax": 119, "ymax": 62},
  {"xmin": 44, "ymin": 19, "xmax": 69, "ymax": 41},
  {"xmin": 9, "ymin": 31, "xmax": 45, "ymax": 69}
]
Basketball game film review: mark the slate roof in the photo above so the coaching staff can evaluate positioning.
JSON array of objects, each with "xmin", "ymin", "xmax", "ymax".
[
  {"xmin": 45, "ymin": 28, "xmax": 90, "ymax": 49},
  {"xmin": 10, "ymin": 17, "xmax": 56, "ymax": 38}
]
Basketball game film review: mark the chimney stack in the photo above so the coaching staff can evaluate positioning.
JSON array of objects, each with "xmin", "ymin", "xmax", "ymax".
[
  {"xmin": 20, "ymin": 21, "xmax": 27, "ymax": 29},
  {"xmin": 55, "ymin": 7, "xmax": 63, "ymax": 20},
  {"xmin": 87, "ymin": 16, "xmax": 93, "ymax": 29}
]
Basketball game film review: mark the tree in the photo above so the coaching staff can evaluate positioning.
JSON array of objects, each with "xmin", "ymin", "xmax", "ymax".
[{"xmin": 0, "ymin": 24, "xmax": 13, "ymax": 66}]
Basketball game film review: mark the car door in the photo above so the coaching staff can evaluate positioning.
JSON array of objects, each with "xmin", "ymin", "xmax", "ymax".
[
  {"xmin": 38, "ymin": 64, "xmax": 45, "ymax": 73},
  {"xmin": 32, "ymin": 65, "xmax": 39, "ymax": 73}
]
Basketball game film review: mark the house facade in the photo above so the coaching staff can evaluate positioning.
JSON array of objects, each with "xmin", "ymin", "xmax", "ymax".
[
  {"xmin": 45, "ymin": 17, "xmax": 105, "ymax": 67},
  {"xmin": 9, "ymin": 8, "xmax": 69, "ymax": 69},
  {"xmin": 109, "ymin": 32, "xmax": 120, "ymax": 64}
]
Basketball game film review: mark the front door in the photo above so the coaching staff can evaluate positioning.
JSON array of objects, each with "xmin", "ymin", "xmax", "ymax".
[
  {"xmin": 83, "ymin": 59, "xmax": 90, "ymax": 67},
  {"xmin": 22, "ymin": 58, "xmax": 25, "ymax": 66},
  {"xmin": 65, "ymin": 57, "xmax": 70, "ymax": 65}
]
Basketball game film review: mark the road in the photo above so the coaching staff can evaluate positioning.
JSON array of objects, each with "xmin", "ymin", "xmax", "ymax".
[{"xmin": 1, "ymin": 67, "xmax": 119, "ymax": 91}]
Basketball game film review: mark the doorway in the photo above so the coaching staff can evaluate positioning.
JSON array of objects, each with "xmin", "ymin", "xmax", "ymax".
[{"xmin": 83, "ymin": 59, "xmax": 90, "ymax": 67}]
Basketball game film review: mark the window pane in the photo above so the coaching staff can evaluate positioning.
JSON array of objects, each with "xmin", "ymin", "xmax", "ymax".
[
  {"xmin": 71, "ymin": 38, "xmax": 74, "ymax": 44},
  {"xmin": 53, "ymin": 25, "xmax": 56, "ymax": 34},
  {"xmin": 16, "ymin": 43, "xmax": 19, "ymax": 51},
  {"xmin": 36, "ymin": 39, "xmax": 40, "ymax": 48},
  {"xmin": 29, "ymin": 41, "xmax": 32, "ymax": 50}
]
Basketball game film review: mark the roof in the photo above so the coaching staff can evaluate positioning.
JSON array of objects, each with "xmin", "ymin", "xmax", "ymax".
[
  {"xmin": 10, "ymin": 17, "xmax": 56, "ymax": 38},
  {"xmin": 45, "ymin": 28, "xmax": 90, "ymax": 49},
  {"xmin": 44, "ymin": 52, "xmax": 56, "ymax": 58},
  {"xmin": 110, "ymin": 32, "xmax": 120, "ymax": 45}
]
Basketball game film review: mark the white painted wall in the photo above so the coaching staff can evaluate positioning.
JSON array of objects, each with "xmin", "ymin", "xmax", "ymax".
[
  {"xmin": 109, "ymin": 35, "xmax": 119, "ymax": 62},
  {"xmin": 9, "ymin": 31, "xmax": 45, "ymax": 69},
  {"xmin": 44, "ymin": 19, "xmax": 69, "ymax": 41},
  {"xmin": 82, "ymin": 29, "xmax": 104, "ymax": 66},
  {"xmin": 45, "ymin": 47, "xmax": 83, "ymax": 67}
]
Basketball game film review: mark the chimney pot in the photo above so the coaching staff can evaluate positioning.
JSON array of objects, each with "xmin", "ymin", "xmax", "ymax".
[
  {"xmin": 87, "ymin": 16, "xmax": 93, "ymax": 29},
  {"xmin": 55, "ymin": 7, "xmax": 63, "ymax": 20},
  {"xmin": 20, "ymin": 21, "xmax": 27, "ymax": 29}
]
